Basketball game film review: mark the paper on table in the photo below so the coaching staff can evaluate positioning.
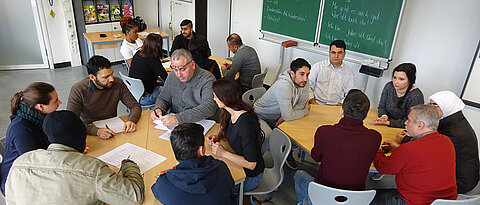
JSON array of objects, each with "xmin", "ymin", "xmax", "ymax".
[
  {"xmin": 157, "ymin": 119, "xmax": 216, "ymax": 141},
  {"xmin": 97, "ymin": 143, "xmax": 167, "ymax": 174},
  {"xmin": 162, "ymin": 61, "xmax": 171, "ymax": 69},
  {"xmin": 93, "ymin": 117, "xmax": 124, "ymax": 133},
  {"xmin": 138, "ymin": 31, "xmax": 149, "ymax": 36}
]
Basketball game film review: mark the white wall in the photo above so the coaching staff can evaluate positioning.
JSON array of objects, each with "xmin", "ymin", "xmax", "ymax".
[
  {"xmin": 231, "ymin": 0, "xmax": 480, "ymax": 150},
  {"xmin": 134, "ymin": 0, "xmax": 159, "ymax": 28}
]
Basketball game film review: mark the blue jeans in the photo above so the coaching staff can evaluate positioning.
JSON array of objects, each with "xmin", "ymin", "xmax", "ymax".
[
  {"xmin": 231, "ymin": 172, "xmax": 263, "ymax": 204},
  {"xmin": 294, "ymin": 170, "xmax": 314, "ymax": 205},
  {"xmin": 139, "ymin": 86, "xmax": 161, "ymax": 106}
]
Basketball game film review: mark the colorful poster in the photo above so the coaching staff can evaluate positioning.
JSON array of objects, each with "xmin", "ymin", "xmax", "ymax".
[
  {"xmin": 84, "ymin": 5, "xmax": 96, "ymax": 23},
  {"xmin": 110, "ymin": 5, "xmax": 121, "ymax": 20},
  {"xmin": 122, "ymin": 3, "xmax": 133, "ymax": 17},
  {"xmin": 97, "ymin": 4, "xmax": 110, "ymax": 22}
]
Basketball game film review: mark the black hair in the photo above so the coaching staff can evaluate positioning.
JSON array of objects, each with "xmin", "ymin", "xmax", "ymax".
[
  {"xmin": 86, "ymin": 55, "xmax": 112, "ymax": 75},
  {"xmin": 226, "ymin": 33, "xmax": 243, "ymax": 46},
  {"xmin": 188, "ymin": 35, "xmax": 211, "ymax": 57},
  {"xmin": 290, "ymin": 58, "xmax": 311, "ymax": 73},
  {"xmin": 170, "ymin": 123, "xmax": 205, "ymax": 162},
  {"xmin": 342, "ymin": 89, "xmax": 370, "ymax": 120},
  {"xmin": 119, "ymin": 16, "xmax": 137, "ymax": 34},
  {"xmin": 180, "ymin": 19, "xmax": 193, "ymax": 28},
  {"xmin": 393, "ymin": 63, "xmax": 417, "ymax": 108},
  {"xmin": 330, "ymin": 40, "xmax": 346, "ymax": 51}
]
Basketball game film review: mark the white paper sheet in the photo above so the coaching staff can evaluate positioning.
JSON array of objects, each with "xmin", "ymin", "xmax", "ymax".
[
  {"xmin": 162, "ymin": 61, "xmax": 171, "ymax": 69},
  {"xmin": 92, "ymin": 117, "xmax": 125, "ymax": 133},
  {"xmin": 97, "ymin": 143, "xmax": 167, "ymax": 174},
  {"xmin": 138, "ymin": 31, "xmax": 149, "ymax": 36},
  {"xmin": 156, "ymin": 119, "xmax": 216, "ymax": 141}
]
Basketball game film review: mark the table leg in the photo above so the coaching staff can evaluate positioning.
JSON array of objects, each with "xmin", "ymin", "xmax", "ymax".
[
  {"xmin": 84, "ymin": 36, "xmax": 90, "ymax": 60},
  {"xmin": 165, "ymin": 36, "xmax": 170, "ymax": 56},
  {"xmin": 238, "ymin": 181, "xmax": 244, "ymax": 205}
]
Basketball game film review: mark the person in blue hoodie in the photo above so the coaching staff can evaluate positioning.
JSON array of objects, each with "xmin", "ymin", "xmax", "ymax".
[{"xmin": 151, "ymin": 123, "xmax": 234, "ymax": 205}]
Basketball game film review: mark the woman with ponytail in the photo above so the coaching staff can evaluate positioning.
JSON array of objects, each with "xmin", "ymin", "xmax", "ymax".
[
  {"xmin": 119, "ymin": 16, "xmax": 142, "ymax": 67},
  {"xmin": 209, "ymin": 78, "xmax": 265, "ymax": 202},
  {"xmin": 0, "ymin": 82, "xmax": 61, "ymax": 192},
  {"xmin": 373, "ymin": 63, "xmax": 424, "ymax": 128}
]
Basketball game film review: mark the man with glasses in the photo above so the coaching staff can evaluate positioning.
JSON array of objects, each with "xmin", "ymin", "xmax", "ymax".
[
  {"xmin": 309, "ymin": 40, "xmax": 355, "ymax": 105},
  {"xmin": 150, "ymin": 49, "xmax": 217, "ymax": 126}
]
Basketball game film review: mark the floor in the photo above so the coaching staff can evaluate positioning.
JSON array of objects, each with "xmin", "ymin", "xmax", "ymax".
[{"xmin": 0, "ymin": 65, "xmax": 396, "ymax": 205}]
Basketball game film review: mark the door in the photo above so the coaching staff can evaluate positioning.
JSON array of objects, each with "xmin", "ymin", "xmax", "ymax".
[{"xmin": 0, "ymin": 0, "xmax": 51, "ymax": 70}]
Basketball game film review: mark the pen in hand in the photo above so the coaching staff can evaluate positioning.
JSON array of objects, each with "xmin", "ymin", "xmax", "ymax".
[
  {"xmin": 153, "ymin": 109, "xmax": 159, "ymax": 118},
  {"xmin": 118, "ymin": 155, "xmax": 131, "ymax": 174}
]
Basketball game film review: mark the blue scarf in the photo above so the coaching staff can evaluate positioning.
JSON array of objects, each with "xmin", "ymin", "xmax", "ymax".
[{"xmin": 16, "ymin": 104, "xmax": 45, "ymax": 128}]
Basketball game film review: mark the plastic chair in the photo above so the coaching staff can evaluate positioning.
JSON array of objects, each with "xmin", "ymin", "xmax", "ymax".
[
  {"xmin": 118, "ymin": 71, "xmax": 155, "ymax": 110},
  {"xmin": 308, "ymin": 181, "xmax": 376, "ymax": 205},
  {"xmin": 242, "ymin": 87, "xmax": 266, "ymax": 106},
  {"xmin": 431, "ymin": 195, "xmax": 480, "ymax": 204},
  {"xmin": 259, "ymin": 119, "xmax": 272, "ymax": 155},
  {"xmin": 244, "ymin": 128, "xmax": 292, "ymax": 204},
  {"xmin": 251, "ymin": 69, "xmax": 268, "ymax": 89}
]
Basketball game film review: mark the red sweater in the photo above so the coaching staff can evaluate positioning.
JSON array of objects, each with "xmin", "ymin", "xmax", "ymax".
[
  {"xmin": 311, "ymin": 117, "xmax": 382, "ymax": 190},
  {"xmin": 374, "ymin": 132, "xmax": 457, "ymax": 205}
]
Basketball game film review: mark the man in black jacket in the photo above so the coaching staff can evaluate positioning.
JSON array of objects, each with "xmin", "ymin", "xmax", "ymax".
[{"xmin": 151, "ymin": 123, "xmax": 234, "ymax": 205}]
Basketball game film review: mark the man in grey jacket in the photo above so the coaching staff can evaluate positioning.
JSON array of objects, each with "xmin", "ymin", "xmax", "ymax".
[
  {"xmin": 254, "ymin": 58, "xmax": 312, "ymax": 128},
  {"xmin": 151, "ymin": 49, "xmax": 217, "ymax": 126},
  {"xmin": 6, "ymin": 110, "xmax": 144, "ymax": 205},
  {"xmin": 223, "ymin": 33, "xmax": 261, "ymax": 92}
]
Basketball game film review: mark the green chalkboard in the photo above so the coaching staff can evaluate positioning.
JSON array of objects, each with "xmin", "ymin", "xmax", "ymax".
[
  {"xmin": 261, "ymin": 0, "xmax": 322, "ymax": 42},
  {"xmin": 319, "ymin": 0, "xmax": 404, "ymax": 59}
]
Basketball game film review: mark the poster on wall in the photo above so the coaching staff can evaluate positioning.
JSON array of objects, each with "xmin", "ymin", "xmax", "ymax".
[{"xmin": 84, "ymin": 5, "xmax": 97, "ymax": 23}]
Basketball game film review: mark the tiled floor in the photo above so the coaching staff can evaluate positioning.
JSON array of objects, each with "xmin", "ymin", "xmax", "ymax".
[{"xmin": 0, "ymin": 65, "xmax": 396, "ymax": 205}]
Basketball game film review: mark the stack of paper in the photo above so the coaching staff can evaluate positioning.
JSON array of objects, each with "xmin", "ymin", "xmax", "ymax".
[
  {"xmin": 93, "ymin": 117, "xmax": 125, "ymax": 133},
  {"xmin": 97, "ymin": 143, "xmax": 167, "ymax": 174},
  {"xmin": 153, "ymin": 119, "xmax": 216, "ymax": 141}
]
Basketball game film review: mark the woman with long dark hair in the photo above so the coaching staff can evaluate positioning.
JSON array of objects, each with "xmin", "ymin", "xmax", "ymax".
[
  {"xmin": 120, "ymin": 16, "xmax": 142, "ymax": 67},
  {"xmin": 210, "ymin": 78, "xmax": 265, "ymax": 201},
  {"xmin": 373, "ymin": 63, "xmax": 424, "ymax": 128},
  {"xmin": 188, "ymin": 36, "xmax": 221, "ymax": 79},
  {"xmin": 129, "ymin": 33, "xmax": 168, "ymax": 105},
  {"xmin": 0, "ymin": 82, "xmax": 62, "ymax": 192}
]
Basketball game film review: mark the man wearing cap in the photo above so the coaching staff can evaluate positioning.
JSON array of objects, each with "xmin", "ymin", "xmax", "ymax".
[{"xmin": 5, "ymin": 110, "xmax": 145, "ymax": 205}]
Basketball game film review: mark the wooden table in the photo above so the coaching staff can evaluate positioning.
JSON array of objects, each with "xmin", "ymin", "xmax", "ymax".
[
  {"xmin": 277, "ymin": 104, "xmax": 404, "ymax": 170},
  {"xmin": 86, "ymin": 110, "xmax": 246, "ymax": 205},
  {"xmin": 83, "ymin": 28, "xmax": 170, "ymax": 60}
]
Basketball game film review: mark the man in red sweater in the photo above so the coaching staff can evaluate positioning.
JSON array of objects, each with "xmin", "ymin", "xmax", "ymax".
[
  {"xmin": 371, "ymin": 104, "xmax": 457, "ymax": 205},
  {"xmin": 294, "ymin": 89, "xmax": 382, "ymax": 205}
]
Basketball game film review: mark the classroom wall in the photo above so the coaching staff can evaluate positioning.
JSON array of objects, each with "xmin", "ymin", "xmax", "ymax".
[{"xmin": 231, "ymin": 0, "xmax": 480, "ymax": 151}]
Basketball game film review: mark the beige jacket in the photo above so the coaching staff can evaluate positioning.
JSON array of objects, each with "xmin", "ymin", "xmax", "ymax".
[{"xmin": 5, "ymin": 144, "xmax": 144, "ymax": 205}]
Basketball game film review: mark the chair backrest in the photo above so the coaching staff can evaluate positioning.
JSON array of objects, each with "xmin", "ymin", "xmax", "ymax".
[
  {"xmin": 431, "ymin": 196, "xmax": 480, "ymax": 205},
  {"xmin": 0, "ymin": 137, "xmax": 6, "ymax": 164},
  {"xmin": 242, "ymin": 87, "xmax": 266, "ymax": 106},
  {"xmin": 269, "ymin": 128, "xmax": 291, "ymax": 183},
  {"xmin": 251, "ymin": 69, "xmax": 268, "ymax": 89},
  {"xmin": 119, "ymin": 71, "xmax": 144, "ymax": 102},
  {"xmin": 308, "ymin": 181, "xmax": 376, "ymax": 205},
  {"xmin": 259, "ymin": 119, "xmax": 272, "ymax": 155}
]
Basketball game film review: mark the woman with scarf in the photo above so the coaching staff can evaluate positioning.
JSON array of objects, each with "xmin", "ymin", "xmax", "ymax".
[
  {"xmin": 0, "ymin": 82, "xmax": 62, "ymax": 193},
  {"xmin": 429, "ymin": 91, "xmax": 479, "ymax": 194}
]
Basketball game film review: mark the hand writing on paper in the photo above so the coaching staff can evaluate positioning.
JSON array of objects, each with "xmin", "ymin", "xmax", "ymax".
[
  {"xmin": 223, "ymin": 62, "xmax": 232, "ymax": 70},
  {"xmin": 151, "ymin": 109, "xmax": 163, "ymax": 121},
  {"xmin": 382, "ymin": 140, "xmax": 400, "ymax": 153},
  {"xmin": 124, "ymin": 121, "xmax": 137, "ymax": 133},
  {"xmin": 372, "ymin": 115, "xmax": 390, "ymax": 125},
  {"xmin": 207, "ymin": 135, "xmax": 217, "ymax": 144},
  {"xmin": 395, "ymin": 130, "xmax": 407, "ymax": 143},
  {"xmin": 97, "ymin": 128, "xmax": 114, "ymax": 140},
  {"xmin": 161, "ymin": 114, "xmax": 178, "ymax": 126},
  {"xmin": 211, "ymin": 142, "xmax": 226, "ymax": 158}
]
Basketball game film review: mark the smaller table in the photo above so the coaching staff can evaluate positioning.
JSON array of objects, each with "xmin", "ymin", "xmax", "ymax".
[
  {"xmin": 83, "ymin": 28, "xmax": 170, "ymax": 60},
  {"xmin": 278, "ymin": 104, "xmax": 404, "ymax": 170}
]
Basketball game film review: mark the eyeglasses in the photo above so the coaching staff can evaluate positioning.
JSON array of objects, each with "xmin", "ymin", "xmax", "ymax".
[
  {"xmin": 171, "ymin": 60, "xmax": 193, "ymax": 72},
  {"xmin": 429, "ymin": 102, "xmax": 439, "ymax": 107}
]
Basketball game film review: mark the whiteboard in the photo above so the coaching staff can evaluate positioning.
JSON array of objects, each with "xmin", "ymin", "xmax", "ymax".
[{"xmin": 461, "ymin": 40, "xmax": 480, "ymax": 108}]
